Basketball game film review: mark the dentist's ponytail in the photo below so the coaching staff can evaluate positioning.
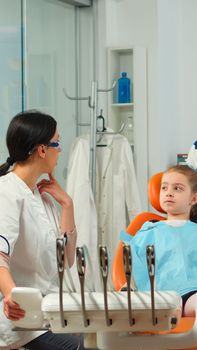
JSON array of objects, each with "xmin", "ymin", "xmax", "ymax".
[{"xmin": 0, "ymin": 157, "xmax": 15, "ymax": 176}]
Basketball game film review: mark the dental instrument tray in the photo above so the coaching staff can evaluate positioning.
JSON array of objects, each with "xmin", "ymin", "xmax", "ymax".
[
  {"xmin": 42, "ymin": 291, "xmax": 181, "ymax": 333},
  {"xmin": 11, "ymin": 288, "xmax": 182, "ymax": 333}
]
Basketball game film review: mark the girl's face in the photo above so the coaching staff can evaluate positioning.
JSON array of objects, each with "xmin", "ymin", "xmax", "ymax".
[{"xmin": 160, "ymin": 171, "xmax": 197, "ymax": 219}]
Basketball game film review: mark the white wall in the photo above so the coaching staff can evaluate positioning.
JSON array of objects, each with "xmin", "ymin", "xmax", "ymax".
[
  {"xmin": 158, "ymin": 0, "xmax": 197, "ymax": 169},
  {"xmin": 179, "ymin": 1, "xmax": 197, "ymax": 148},
  {"xmin": 97, "ymin": 0, "xmax": 197, "ymax": 181}
]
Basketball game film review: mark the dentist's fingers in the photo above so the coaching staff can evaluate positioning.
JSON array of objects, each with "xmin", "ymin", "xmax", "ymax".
[
  {"xmin": 48, "ymin": 173, "xmax": 55, "ymax": 182},
  {"xmin": 3, "ymin": 295, "xmax": 26, "ymax": 320}
]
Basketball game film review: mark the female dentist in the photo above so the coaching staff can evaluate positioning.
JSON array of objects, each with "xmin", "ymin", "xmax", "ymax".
[{"xmin": 0, "ymin": 110, "xmax": 84, "ymax": 350}]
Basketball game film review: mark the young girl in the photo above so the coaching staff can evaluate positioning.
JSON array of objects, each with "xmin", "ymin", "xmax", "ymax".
[
  {"xmin": 0, "ymin": 110, "xmax": 86, "ymax": 350},
  {"xmin": 120, "ymin": 164, "xmax": 197, "ymax": 317}
]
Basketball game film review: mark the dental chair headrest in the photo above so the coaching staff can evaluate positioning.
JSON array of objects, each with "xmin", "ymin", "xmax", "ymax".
[{"xmin": 148, "ymin": 172, "xmax": 166, "ymax": 214}]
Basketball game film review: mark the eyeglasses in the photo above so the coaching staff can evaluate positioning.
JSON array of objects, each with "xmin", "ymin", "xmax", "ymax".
[{"xmin": 47, "ymin": 141, "xmax": 62, "ymax": 151}]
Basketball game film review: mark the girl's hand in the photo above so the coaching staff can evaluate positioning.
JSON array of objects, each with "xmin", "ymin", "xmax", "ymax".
[
  {"xmin": 37, "ymin": 173, "xmax": 72, "ymax": 207},
  {"xmin": 3, "ymin": 294, "xmax": 25, "ymax": 321}
]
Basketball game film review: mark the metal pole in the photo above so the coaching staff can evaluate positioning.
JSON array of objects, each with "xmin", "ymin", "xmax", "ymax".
[{"xmin": 89, "ymin": 81, "xmax": 97, "ymax": 196}]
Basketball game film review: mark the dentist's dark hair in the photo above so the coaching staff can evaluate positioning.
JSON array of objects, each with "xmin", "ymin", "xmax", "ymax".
[{"xmin": 0, "ymin": 110, "xmax": 57, "ymax": 176}]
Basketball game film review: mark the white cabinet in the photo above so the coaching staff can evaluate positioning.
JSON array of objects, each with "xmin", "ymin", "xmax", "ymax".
[{"xmin": 107, "ymin": 47, "xmax": 148, "ymax": 210}]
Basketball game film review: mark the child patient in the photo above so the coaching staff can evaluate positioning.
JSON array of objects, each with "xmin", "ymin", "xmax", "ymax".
[{"xmin": 120, "ymin": 162, "xmax": 197, "ymax": 317}]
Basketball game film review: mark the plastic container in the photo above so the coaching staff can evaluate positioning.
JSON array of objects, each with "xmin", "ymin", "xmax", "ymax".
[{"xmin": 118, "ymin": 72, "xmax": 131, "ymax": 103}]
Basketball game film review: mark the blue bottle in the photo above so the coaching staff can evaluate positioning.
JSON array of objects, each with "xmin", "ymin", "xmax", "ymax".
[{"xmin": 118, "ymin": 72, "xmax": 131, "ymax": 103}]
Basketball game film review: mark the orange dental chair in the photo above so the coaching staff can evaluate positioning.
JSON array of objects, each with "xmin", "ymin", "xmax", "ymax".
[{"xmin": 111, "ymin": 171, "xmax": 197, "ymax": 349}]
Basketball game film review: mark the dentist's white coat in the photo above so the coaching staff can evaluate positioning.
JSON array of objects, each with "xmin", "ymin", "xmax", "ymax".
[{"xmin": 0, "ymin": 172, "xmax": 60, "ymax": 349}]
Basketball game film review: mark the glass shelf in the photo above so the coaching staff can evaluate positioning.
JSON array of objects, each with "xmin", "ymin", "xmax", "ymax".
[{"xmin": 111, "ymin": 103, "xmax": 134, "ymax": 107}]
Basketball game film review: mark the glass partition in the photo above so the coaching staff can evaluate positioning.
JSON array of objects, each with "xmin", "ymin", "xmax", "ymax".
[
  {"xmin": 24, "ymin": 0, "xmax": 77, "ymax": 187},
  {"xmin": 0, "ymin": 0, "xmax": 92, "ymax": 188},
  {"xmin": 0, "ymin": 0, "xmax": 22, "ymax": 164}
]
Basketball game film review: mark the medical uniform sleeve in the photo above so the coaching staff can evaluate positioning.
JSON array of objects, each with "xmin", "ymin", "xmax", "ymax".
[
  {"xmin": 41, "ymin": 192, "xmax": 77, "ymax": 267},
  {"xmin": 0, "ymin": 191, "xmax": 21, "ymax": 257}
]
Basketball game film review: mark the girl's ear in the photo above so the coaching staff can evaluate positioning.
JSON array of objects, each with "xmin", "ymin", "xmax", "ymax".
[
  {"xmin": 37, "ymin": 145, "xmax": 46, "ymax": 159},
  {"xmin": 191, "ymin": 193, "xmax": 197, "ymax": 205}
]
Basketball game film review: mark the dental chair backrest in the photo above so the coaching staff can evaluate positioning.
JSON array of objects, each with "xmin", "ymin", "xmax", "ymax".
[{"xmin": 112, "ymin": 171, "xmax": 166, "ymax": 291}]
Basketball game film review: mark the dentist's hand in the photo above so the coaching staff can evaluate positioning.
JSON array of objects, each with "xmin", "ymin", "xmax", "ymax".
[
  {"xmin": 37, "ymin": 173, "xmax": 73, "ymax": 207},
  {"xmin": 3, "ymin": 294, "xmax": 25, "ymax": 321}
]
